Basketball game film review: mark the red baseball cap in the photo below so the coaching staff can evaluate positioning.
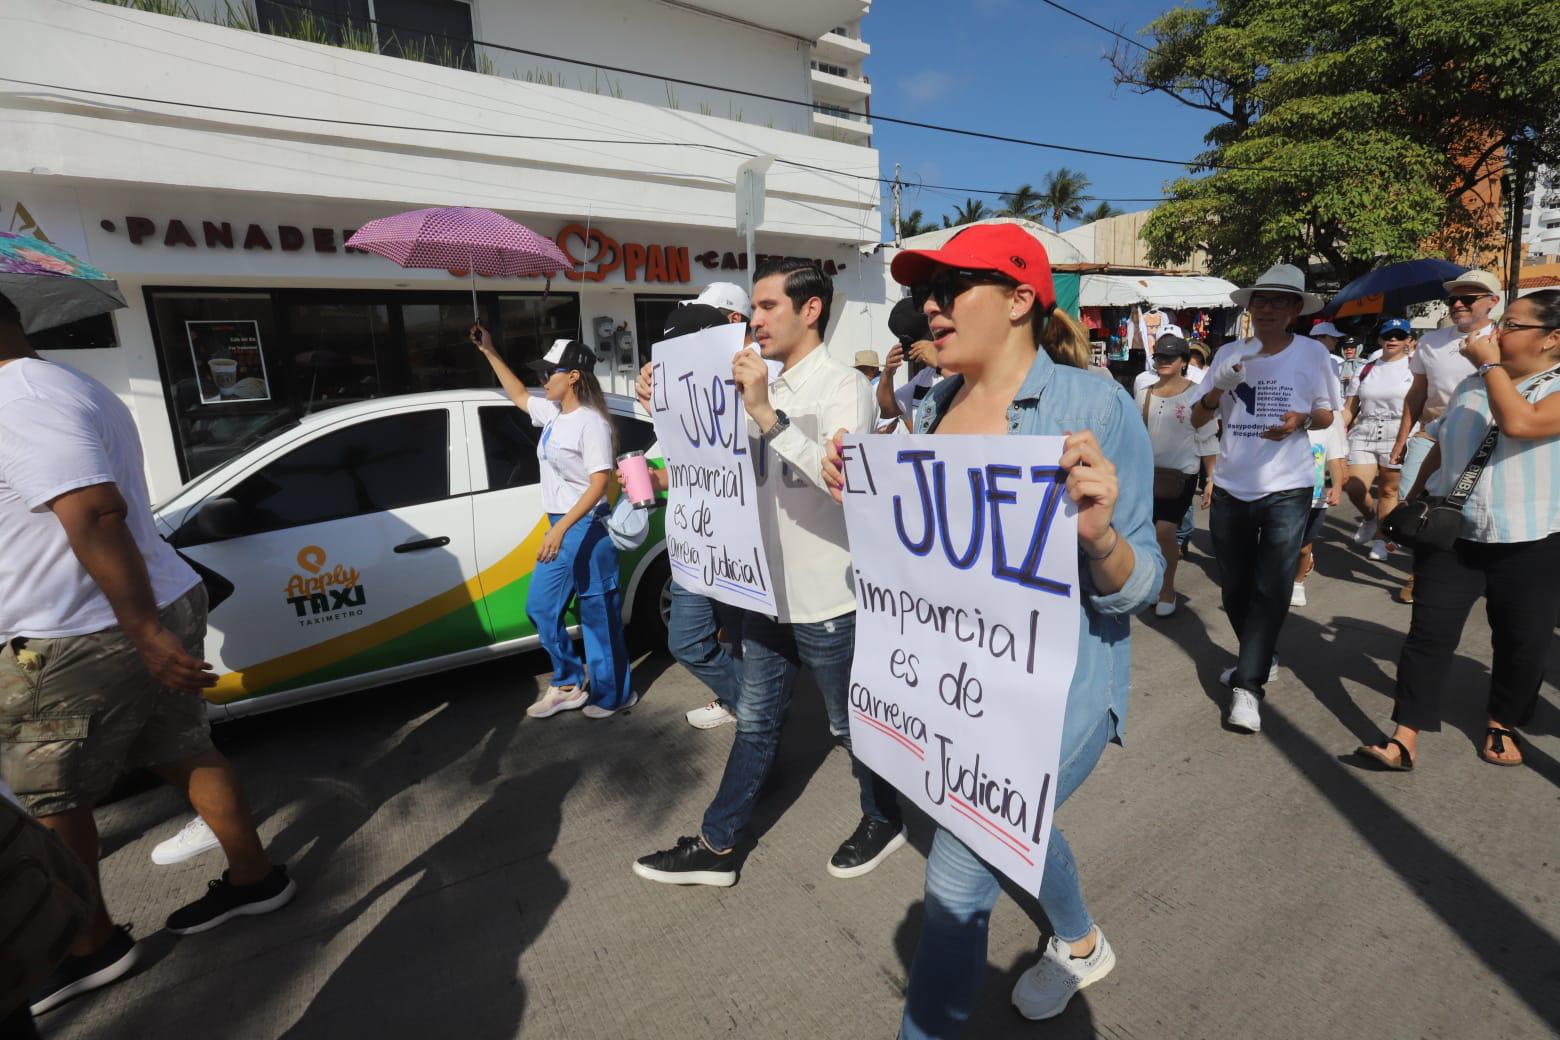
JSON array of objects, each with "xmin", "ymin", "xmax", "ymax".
[{"xmin": 891, "ymin": 223, "xmax": 1056, "ymax": 311}]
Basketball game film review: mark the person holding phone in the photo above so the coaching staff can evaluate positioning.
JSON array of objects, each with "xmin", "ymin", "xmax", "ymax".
[{"xmin": 473, "ymin": 327, "xmax": 635, "ymax": 720}]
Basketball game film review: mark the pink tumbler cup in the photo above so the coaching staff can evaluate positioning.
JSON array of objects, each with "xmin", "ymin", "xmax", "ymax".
[{"xmin": 617, "ymin": 451, "xmax": 656, "ymax": 509}]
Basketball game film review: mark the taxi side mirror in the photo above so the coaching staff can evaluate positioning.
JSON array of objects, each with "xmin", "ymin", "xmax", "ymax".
[{"xmin": 191, "ymin": 498, "xmax": 250, "ymax": 542}]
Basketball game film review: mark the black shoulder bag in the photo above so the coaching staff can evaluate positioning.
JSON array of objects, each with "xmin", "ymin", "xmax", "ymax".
[{"xmin": 1382, "ymin": 367, "xmax": 1559, "ymax": 551}]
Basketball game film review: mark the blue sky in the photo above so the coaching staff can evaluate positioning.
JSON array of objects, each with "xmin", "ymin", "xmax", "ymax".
[{"xmin": 860, "ymin": 0, "xmax": 1220, "ymax": 233}]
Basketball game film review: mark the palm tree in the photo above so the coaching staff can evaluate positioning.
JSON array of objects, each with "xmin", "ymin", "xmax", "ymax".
[
  {"xmin": 998, "ymin": 184, "xmax": 1044, "ymax": 221},
  {"xmin": 952, "ymin": 197, "xmax": 990, "ymax": 226},
  {"xmin": 1082, "ymin": 200, "xmax": 1120, "ymax": 223},
  {"xmin": 1040, "ymin": 168, "xmax": 1091, "ymax": 229},
  {"xmin": 897, "ymin": 209, "xmax": 937, "ymax": 239}
]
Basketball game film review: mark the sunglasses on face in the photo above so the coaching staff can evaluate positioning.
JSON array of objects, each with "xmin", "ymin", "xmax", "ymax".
[
  {"xmin": 911, "ymin": 268, "xmax": 1019, "ymax": 312},
  {"xmin": 1381, "ymin": 332, "xmax": 1411, "ymax": 341},
  {"xmin": 1446, "ymin": 294, "xmax": 1489, "ymax": 307},
  {"xmin": 1152, "ymin": 353, "xmax": 1184, "ymax": 364}
]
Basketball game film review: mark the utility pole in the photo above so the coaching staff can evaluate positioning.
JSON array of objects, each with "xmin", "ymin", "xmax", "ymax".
[
  {"xmin": 1506, "ymin": 139, "xmax": 1530, "ymax": 302},
  {"xmin": 891, "ymin": 162, "xmax": 903, "ymax": 248}
]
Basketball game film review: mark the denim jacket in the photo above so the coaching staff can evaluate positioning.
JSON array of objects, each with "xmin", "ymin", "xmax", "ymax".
[{"xmin": 915, "ymin": 351, "xmax": 1164, "ymax": 745}]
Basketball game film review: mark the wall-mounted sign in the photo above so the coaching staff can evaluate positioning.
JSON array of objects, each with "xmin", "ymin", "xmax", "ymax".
[{"xmin": 186, "ymin": 320, "xmax": 271, "ymax": 404}]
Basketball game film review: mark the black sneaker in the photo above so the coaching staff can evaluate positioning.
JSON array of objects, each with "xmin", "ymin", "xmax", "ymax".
[
  {"xmin": 632, "ymin": 835, "xmax": 737, "ymax": 887},
  {"xmin": 167, "ymin": 865, "xmax": 296, "ymax": 935},
  {"xmin": 29, "ymin": 925, "xmax": 140, "ymax": 1015},
  {"xmin": 827, "ymin": 816, "xmax": 907, "ymax": 879}
]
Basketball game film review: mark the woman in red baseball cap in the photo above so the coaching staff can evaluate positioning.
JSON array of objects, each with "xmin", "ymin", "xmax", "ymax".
[{"xmin": 833, "ymin": 223, "xmax": 1163, "ymax": 1036}]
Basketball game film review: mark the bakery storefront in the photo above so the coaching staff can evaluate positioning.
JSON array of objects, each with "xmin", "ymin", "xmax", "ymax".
[{"xmin": 7, "ymin": 181, "xmax": 874, "ymax": 499}]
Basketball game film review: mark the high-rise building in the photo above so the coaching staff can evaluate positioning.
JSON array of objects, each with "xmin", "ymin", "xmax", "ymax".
[{"xmin": 1521, "ymin": 165, "xmax": 1560, "ymax": 259}]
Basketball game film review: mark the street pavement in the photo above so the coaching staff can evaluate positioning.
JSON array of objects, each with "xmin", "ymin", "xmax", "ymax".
[{"xmin": 42, "ymin": 510, "xmax": 1560, "ymax": 1039}]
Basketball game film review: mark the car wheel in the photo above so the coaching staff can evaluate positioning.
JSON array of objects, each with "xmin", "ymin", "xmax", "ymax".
[{"xmin": 630, "ymin": 555, "xmax": 672, "ymax": 649}]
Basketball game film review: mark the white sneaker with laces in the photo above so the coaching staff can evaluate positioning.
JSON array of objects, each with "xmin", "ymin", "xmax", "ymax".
[
  {"xmin": 582, "ymin": 692, "xmax": 639, "ymax": 719},
  {"xmin": 1220, "ymin": 656, "xmax": 1278, "ymax": 687},
  {"xmin": 1011, "ymin": 929, "xmax": 1117, "ymax": 1021},
  {"xmin": 1227, "ymin": 689, "xmax": 1262, "ymax": 732},
  {"xmin": 1368, "ymin": 539, "xmax": 1390, "ymax": 561},
  {"xmin": 1353, "ymin": 517, "xmax": 1378, "ymax": 544},
  {"xmin": 151, "ymin": 816, "xmax": 221, "ymax": 866},
  {"xmin": 685, "ymin": 701, "xmax": 736, "ymax": 730},
  {"xmin": 527, "ymin": 685, "xmax": 589, "ymax": 719},
  {"xmin": 1290, "ymin": 583, "xmax": 1307, "ymax": 607}
]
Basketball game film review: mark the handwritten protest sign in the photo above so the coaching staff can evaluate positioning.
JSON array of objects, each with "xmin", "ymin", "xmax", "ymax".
[
  {"xmin": 839, "ymin": 434, "xmax": 1079, "ymax": 892},
  {"xmin": 649, "ymin": 323, "xmax": 778, "ymax": 614}
]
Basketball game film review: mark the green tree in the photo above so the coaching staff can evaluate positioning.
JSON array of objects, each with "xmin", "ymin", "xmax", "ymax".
[
  {"xmin": 1082, "ymin": 201, "xmax": 1121, "ymax": 223},
  {"xmin": 1112, "ymin": 0, "xmax": 1560, "ymax": 285},
  {"xmin": 1040, "ymin": 168, "xmax": 1092, "ymax": 229},
  {"xmin": 998, "ymin": 184, "xmax": 1044, "ymax": 220},
  {"xmin": 942, "ymin": 197, "xmax": 991, "ymax": 228}
]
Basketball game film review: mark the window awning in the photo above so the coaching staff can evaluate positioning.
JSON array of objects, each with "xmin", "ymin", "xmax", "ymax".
[{"xmin": 1079, "ymin": 274, "xmax": 1240, "ymax": 310}]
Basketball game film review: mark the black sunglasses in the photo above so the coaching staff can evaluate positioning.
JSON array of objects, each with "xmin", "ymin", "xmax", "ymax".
[
  {"xmin": 1380, "ymin": 331, "xmax": 1411, "ymax": 341},
  {"xmin": 911, "ymin": 268, "xmax": 1018, "ymax": 311},
  {"xmin": 1446, "ymin": 294, "xmax": 1489, "ymax": 307}
]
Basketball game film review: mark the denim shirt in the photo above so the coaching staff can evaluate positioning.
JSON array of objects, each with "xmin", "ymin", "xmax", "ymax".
[{"xmin": 915, "ymin": 350, "xmax": 1164, "ymax": 745}]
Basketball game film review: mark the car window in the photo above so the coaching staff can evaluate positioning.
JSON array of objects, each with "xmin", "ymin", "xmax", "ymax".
[
  {"xmin": 479, "ymin": 405, "xmax": 541, "ymax": 490},
  {"xmin": 224, "ymin": 410, "xmax": 449, "ymax": 533},
  {"xmin": 612, "ymin": 412, "xmax": 656, "ymax": 456}
]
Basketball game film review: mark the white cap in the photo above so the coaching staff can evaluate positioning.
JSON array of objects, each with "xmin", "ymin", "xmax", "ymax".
[
  {"xmin": 1310, "ymin": 321, "xmax": 1343, "ymax": 339},
  {"xmin": 692, "ymin": 281, "xmax": 751, "ymax": 317},
  {"xmin": 1159, "ymin": 322, "xmax": 1185, "ymax": 340}
]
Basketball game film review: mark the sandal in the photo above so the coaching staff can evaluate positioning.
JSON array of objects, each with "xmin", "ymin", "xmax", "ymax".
[
  {"xmin": 1356, "ymin": 737, "xmax": 1414, "ymax": 772},
  {"xmin": 1481, "ymin": 727, "xmax": 1523, "ymax": 767}
]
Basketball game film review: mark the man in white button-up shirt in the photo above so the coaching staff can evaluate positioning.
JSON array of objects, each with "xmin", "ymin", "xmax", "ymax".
[{"xmin": 634, "ymin": 259, "xmax": 905, "ymax": 888}]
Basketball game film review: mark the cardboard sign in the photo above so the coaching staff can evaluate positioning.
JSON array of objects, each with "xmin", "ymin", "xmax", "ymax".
[
  {"xmin": 838, "ymin": 434, "xmax": 1080, "ymax": 892},
  {"xmin": 649, "ymin": 323, "xmax": 778, "ymax": 614}
]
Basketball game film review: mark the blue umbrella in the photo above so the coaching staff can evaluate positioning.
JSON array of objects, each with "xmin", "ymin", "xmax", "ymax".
[{"xmin": 1323, "ymin": 258, "xmax": 1468, "ymax": 317}]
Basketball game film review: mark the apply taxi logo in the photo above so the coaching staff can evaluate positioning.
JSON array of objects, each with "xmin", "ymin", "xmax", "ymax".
[{"xmin": 284, "ymin": 545, "xmax": 367, "ymax": 625}]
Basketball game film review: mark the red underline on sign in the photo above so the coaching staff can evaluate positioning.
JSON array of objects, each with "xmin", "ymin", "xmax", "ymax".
[
  {"xmin": 851, "ymin": 710, "xmax": 925, "ymax": 760},
  {"xmin": 949, "ymin": 796, "xmax": 1035, "ymax": 866}
]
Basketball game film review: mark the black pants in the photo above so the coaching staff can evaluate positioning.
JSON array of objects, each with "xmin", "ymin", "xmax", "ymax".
[
  {"xmin": 1209, "ymin": 487, "xmax": 1313, "ymax": 697},
  {"xmin": 1393, "ymin": 533, "xmax": 1560, "ymax": 732}
]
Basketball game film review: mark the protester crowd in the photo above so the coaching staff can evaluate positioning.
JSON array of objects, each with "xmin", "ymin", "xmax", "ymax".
[{"xmin": 2, "ymin": 221, "xmax": 1557, "ymax": 1038}]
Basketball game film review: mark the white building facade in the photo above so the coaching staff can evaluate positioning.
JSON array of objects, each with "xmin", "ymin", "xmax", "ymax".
[
  {"xmin": 2, "ymin": 0, "xmax": 889, "ymax": 499},
  {"xmin": 1521, "ymin": 164, "xmax": 1560, "ymax": 259}
]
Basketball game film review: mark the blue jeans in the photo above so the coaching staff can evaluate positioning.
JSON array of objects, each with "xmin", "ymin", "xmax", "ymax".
[
  {"xmin": 525, "ymin": 512, "xmax": 634, "ymax": 710},
  {"xmin": 1399, "ymin": 432, "xmax": 1434, "ymax": 495},
  {"xmin": 898, "ymin": 708, "xmax": 1114, "ymax": 1040},
  {"xmin": 1208, "ymin": 486, "xmax": 1312, "ymax": 696},
  {"xmin": 667, "ymin": 582, "xmax": 740, "ymax": 708},
  {"xmin": 1176, "ymin": 501, "xmax": 1195, "ymax": 545},
  {"xmin": 700, "ymin": 611, "xmax": 900, "ymax": 851}
]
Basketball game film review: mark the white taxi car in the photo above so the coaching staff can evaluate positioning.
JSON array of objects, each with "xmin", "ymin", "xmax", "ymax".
[{"xmin": 154, "ymin": 389, "xmax": 669, "ymax": 720}]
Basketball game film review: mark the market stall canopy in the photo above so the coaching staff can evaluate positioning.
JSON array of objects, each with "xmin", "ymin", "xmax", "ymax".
[{"xmin": 1079, "ymin": 274, "xmax": 1240, "ymax": 310}]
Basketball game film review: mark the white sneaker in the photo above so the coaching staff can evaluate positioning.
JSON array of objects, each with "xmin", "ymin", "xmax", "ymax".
[
  {"xmin": 1353, "ymin": 517, "xmax": 1378, "ymax": 544},
  {"xmin": 1368, "ymin": 539, "xmax": 1390, "ymax": 561},
  {"xmin": 1226, "ymin": 689, "xmax": 1262, "ymax": 733},
  {"xmin": 527, "ymin": 684, "xmax": 588, "ymax": 719},
  {"xmin": 1290, "ymin": 583, "xmax": 1307, "ymax": 608},
  {"xmin": 685, "ymin": 701, "xmax": 736, "ymax": 730},
  {"xmin": 151, "ymin": 816, "xmax": 221, "ymax": 866},
  {"xmin": 1011, "ymin": 929, "xmax": 1117, "ymax": 1021},
  {"xmin": 1153, "ymin": 600, "xmax": 1176, "ymax": 618},
  {"xmin": 582, "ymin": 692, "xmax": 639, "ymax": 719},
  {"xmin": 1220, "ymin": 656, "xmax": 1278, "ymax": 687}
]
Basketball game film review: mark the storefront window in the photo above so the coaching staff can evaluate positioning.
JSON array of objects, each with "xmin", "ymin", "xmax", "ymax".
[{"xmin": 147, "ymin": 288, "xmax": 579, "ymax": 482}]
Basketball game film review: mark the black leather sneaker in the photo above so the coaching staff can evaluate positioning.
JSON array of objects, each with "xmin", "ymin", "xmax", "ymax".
[
  {"xmin": 167, "ymin": 865, "xmax": 296, "ymax": 935},
  {"xmin": 30, "ymin": 925, "xmax": 140, "ymax": 1015},
  {"xmin": 828, "ymin": 816, "xmax": 907, "ymax": 879},
  {"xmin": 632, "ymin": 835, "xmax": 737, "ymax": 887}
]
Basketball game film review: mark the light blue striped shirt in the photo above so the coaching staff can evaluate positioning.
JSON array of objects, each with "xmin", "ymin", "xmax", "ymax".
[{"xmin": 1426, "ymin": 366, "xmax": 1560, "ymax": 543}]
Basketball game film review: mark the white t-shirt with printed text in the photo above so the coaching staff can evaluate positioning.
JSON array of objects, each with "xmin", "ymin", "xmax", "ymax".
[
  {"xmin": 1211, "ymin": 336, "xmax": 1344, "ymax": 501},
  {"xmin": 0, "ymin": 359, "xmax": 198, "ymax": 644},
  {"xmin": 528, "ymin": 397, "xmax": 615, "ymax": 515}
]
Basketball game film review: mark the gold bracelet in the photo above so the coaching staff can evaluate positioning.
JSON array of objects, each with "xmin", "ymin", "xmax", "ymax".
[{"xmin": 1083, "ymin": 528, "xmax": 1119, "ymax": 561}]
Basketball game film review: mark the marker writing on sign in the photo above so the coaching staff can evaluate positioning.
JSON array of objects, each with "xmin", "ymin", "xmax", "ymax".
[
  {"xmin": 676, "ymin": 371, "xmax": 747, "ymax": 457},
  {"xmin": 925, "ymin": 732, "xmax": 1053, "ymax": 846},
  {"xmin": 892, "ymin": 452, "xmax": 1071, "ymax": 597}
]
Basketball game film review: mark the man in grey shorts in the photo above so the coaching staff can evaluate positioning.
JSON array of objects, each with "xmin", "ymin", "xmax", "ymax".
[{"xmin": 0, "ymin": 295, "xmax": 293, "ymax": 1016}]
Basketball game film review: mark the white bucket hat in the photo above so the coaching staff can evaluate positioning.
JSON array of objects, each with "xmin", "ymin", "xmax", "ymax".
[{"xmin": 1229, "ymin": 263, "xmax": 1325, "ymax": 316}]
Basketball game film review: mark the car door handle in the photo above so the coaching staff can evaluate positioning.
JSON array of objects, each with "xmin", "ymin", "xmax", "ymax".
[{"xmin": 394, "ymin": 536, "xmax": 450, "ymax": 554}]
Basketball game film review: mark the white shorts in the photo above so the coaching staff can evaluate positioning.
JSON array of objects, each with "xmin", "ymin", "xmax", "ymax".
[{"xmin": 1347, "ymin": 424, "xmax": 1399, "ymax": 470}]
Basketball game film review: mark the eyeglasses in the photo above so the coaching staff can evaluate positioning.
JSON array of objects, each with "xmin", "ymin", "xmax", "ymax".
[
  {"xmin": 1380, "ymin": 331, "xmax": 1411, "ymax": 341},
  {"xmin": 1495, "ymin": 319, "xmax": 1557, "ymax": 333},
  {"xmin": 1446, "ymin": 294, "xmax": 1491, "ymax": 307},
  {"xmin": 1247, "ymin": 292, "xmax": 1299, "ymax": 310},
  {"xmin": 910, "ymin": 268, "xmax": 1018, "ymax": 312}
]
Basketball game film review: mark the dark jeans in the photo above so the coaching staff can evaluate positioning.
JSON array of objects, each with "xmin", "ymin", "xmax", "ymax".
[
  {"xmin": 1209, "ymin": 486, "xmax": 1313, "ymax": 696},
  {"xmin": 1394, "ymin": 533, "xmax": 1560, "ymax": 732},
  {"xmin": 700, "ymin": 610, "xmax": 900, "ymax": 851}
]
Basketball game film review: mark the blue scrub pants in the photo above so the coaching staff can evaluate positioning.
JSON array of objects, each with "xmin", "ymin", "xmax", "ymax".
[{"xmin": 525, "ymin": 510, "xmax": 634, "ymax": 709}]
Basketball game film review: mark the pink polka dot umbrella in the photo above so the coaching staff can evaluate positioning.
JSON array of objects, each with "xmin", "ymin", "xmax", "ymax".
[{"xmin": 346, "ymin": 207, "xmax": 574, "ymax": 320}]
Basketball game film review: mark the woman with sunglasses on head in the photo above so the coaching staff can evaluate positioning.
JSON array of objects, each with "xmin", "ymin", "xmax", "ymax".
[
  {"xmin": 1136, "ymin": 334, "xmax": 1219, "ymax": 616},
  {"xmin": 473, "ymin": 327, "xmax": 636, "ymax": 720},
  {"xmin": 1342, "ymin": 318, "xmax": 1417, "ymax": 561},
  {"xmin": 1356, "ymin": 290, "xmax": 1560, "ymax": 772},
  {"xmin": 828, "ymin": 224, "xmax": 1162, "ymax": 1037}
]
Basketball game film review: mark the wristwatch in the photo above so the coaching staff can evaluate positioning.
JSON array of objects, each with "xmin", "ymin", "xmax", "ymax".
[
  {"xmin": 762, "ymin": 409, "xmax": 791, "ymax": 441},
  {"xmin": 1299, "ymin": 414, "xmax": 1314, "ymax": 431}
]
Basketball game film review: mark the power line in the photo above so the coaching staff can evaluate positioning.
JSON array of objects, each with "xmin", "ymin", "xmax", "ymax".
[
  {"xmin": 117, "ymin": 0, "xmax": 1287, "ymax": 174},
  {"xmin": 2, "ymin": 77, "xmax": 1173, "ymax": 208},
  {"xmin": 1037, "ymin": 0, "xmax": 1156, "ymax": 55}
]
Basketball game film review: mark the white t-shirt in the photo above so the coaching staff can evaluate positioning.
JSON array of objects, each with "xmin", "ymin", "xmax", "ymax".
[
  {"xmin": 1131, "ymin": 369, "xmax": 1158, "ymax": 397},
  {"xmin": 529, "ymin": 397, "xmax": 615, "ymax": 515},
  {"xmin": 1211, "ymin": 336, "xmax": 1344, "ymax": 501},
  {"xmin": 1351, "ymin": 355, "xmax": 1414, "ymax": 427},
  {"xmin": 0, "ymin": 359, "xmax": 198, "ymax": 644},
  {"xmin": 1410, "ymin": 323, "xmax": 1483, "ymax": 420},
  {"xmin": 1136, "ymin": 382, "xmax": 1218, "ymax": 474},
  {"xmin": 880, "ymin": 367, "xmax": 943, "ymax": 431},
  {"xmin": 1307, "ymin": 420, "xmax": 1349, "ymax": 507}
]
